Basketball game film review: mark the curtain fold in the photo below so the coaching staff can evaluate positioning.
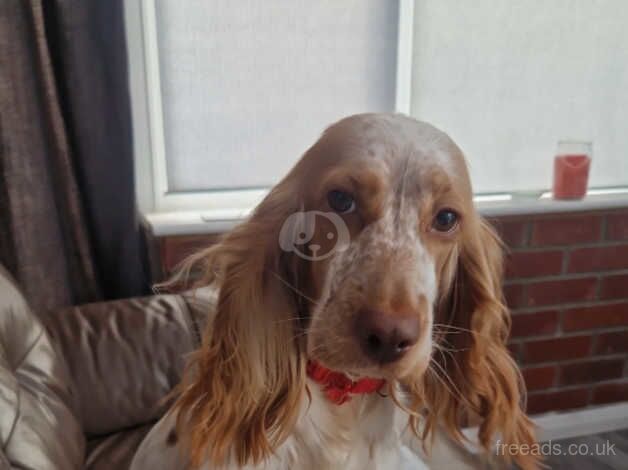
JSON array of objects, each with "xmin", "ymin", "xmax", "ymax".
[
  {"xmin": 0, "ymin": 0, "xmax": 149, "ymax": 312},
  {"xmin": 43, "ymin": 0, "xmax": 150, "ymax": 300}
]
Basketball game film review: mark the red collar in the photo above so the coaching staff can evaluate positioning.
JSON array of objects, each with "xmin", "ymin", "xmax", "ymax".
[{"xmin": 306, "ymin": 360, "xmax": 386, "ymax": 405}]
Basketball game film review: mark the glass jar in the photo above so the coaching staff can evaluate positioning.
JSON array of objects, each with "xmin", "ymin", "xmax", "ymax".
[{"xmin": 553, "ymin": 141, "xmax": 592, "ymax": 200}]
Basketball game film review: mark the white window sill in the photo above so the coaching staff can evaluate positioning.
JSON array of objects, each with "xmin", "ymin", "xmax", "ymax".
[
  {"xmin": 145, "ymin": 190, "xmax": 628, "ymax": 237},
  {"xmin": 457, "ymin": 402, "xmax": 628, "ymax": 455},
  {"xmin": 477, "ymin": 188, "xmax": 628, "ymax": 217}
]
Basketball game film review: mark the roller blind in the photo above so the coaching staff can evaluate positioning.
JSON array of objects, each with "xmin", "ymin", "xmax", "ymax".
[
  {"xmin": 410, "ymin": 0, "xmax": 628, "ymax": 193},
  {"xmin": 154, "ymin": 0, "xmax": 398, "ymax": 192}
]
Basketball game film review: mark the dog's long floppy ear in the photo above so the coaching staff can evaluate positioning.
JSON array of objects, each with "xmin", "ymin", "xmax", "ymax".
[
  {"xmin": 415, "ymin": 216, "xmax": 538, "ymax": 469},
  {"xmin": 170, "ymin": 180, "xmax": 307, "ymax": 468}
]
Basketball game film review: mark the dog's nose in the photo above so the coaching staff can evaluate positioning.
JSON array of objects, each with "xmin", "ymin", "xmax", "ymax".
[{"xmin": 356, "ymin": 308, "xmax": 421, "ymax": 364}]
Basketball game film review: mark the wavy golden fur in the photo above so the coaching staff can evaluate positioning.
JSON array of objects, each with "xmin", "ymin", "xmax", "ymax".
[{"xmin": 166, "ymin": 113, "xmax": 538, "ymax": 469}]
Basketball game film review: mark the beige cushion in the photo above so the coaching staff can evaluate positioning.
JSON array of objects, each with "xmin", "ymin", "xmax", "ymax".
[
  {"xmin": 0, "ymin": 265, "xmax": 85, "ymax": 469},
  {"xmin": 45, "ymin": 289, "xmax": 212, "ymax": 437},
  {"xmin": 0, "ymin": 261, "xmax": 213, "ymax": 468}
]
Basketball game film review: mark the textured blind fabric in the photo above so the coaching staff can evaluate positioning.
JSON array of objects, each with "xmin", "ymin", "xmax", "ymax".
[
  {"xmin": 155, "ymin": 0, "xmax": 398, "ymax": 192},
  {"xmin": 411, "ymin": 0, "xmax": 628, "ymax": 193}
]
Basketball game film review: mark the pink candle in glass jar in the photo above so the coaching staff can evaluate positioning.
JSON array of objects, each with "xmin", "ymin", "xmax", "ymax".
[{"xmin": 552, "ymin": 141, "xmax": 592, "ymax": 200}]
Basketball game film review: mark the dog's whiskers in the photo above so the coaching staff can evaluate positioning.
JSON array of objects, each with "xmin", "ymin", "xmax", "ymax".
[
  {"xmin": 432, "ymin": 323, "xmax": 495, "ymax": 341},
  {"xmin": 270, "ymin": 271, "xmax": 320, "ymax": 306},
  {"xmin": 428, "ymin": 357, "xmax": 474, "ymax": 410}
]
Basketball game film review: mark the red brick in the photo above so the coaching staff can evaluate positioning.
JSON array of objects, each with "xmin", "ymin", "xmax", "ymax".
[
  {"xmin": 522, "ymin": 335, "xmax": 592, "ymax": 364},
  {"xmin": 522, "ymin": 366, "xmax": 557, "ymax": 391},
  {"xmin": 510, "ymin": 311, "xmax": 559, "ymax": 338},
  {"xmin": 563, "ymin": 302, "xmax": 628, "ymax": 331},
  {"xmin": 599, "ymin": 273, "xmax": 628, "ymax": 300},
  {"xmin": 606, "ymin": 212, "xmax": 628, "ymax": 240},
  {"xmin": 525, "ymin": 277, "xmax": 597, "ymax": 307},
  {"xmin": 506, "ymin": 250, "xmax": 564, "ymax": 279},
  {"xmin": 559, "ymin": 359, "xmax": 624, "ymax": 385},
  {"xmin": 595, "ymin": 331, "xmax": 628, "ymax": 355},
  {"xmin": 568, "ymin": 244, "xmax": 628, "ymax": 273},
  {"xmin": 504, "ymin": 283, "xmax": 526, "ymax": 309},
  {"xmin": 490, "ymin": 218, "xmax": 528, "ymax": 248},
  {"xmin": 508, "ymin": 342, "xmax": 522, "ymax": 362},
  {"xmin": 527, "ymin": 388, "xmax": 589, "ymax": 414},
  {"xmin": 531, "ymin": 215, "xmax": 602, "ymax": 246},
  {"xmin": 592, "ymin": 382, "xmax": 628, "ymax": 405}
]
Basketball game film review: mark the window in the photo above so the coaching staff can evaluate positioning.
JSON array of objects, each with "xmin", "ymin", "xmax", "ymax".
[
  {"xmin": 126, "ymin": 0, "xmax": 628, "ymax": 214},
  {"xmin": 410, "ymin": 0, "xmax": 628, "ymax": 195},
  {"xmin": 126, "ymin": 0, "xmax": 403, "ymax": 212}
]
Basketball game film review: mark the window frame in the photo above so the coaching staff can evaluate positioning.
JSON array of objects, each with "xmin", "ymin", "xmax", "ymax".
[
  {"xmin": 125, "ymin": 0, "xmax": 416, "ymax": 214},
  {"xmin": 126, "ymin": 0, "xmax": 628, "ymax": 223}
]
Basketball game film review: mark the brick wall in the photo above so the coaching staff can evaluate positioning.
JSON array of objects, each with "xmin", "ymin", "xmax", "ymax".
[
  {"xmin": 490, "ymin": 208, "xmax": 628, "ymax": 414},
  {"xmin": 154, "ymin": 207, "xmax": 628, "ymax": 415}
]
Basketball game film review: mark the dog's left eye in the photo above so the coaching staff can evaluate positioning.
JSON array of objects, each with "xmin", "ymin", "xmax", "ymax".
[
  {"xmin": 432, "ymin": 209, "xmax": 459, "ymax": 232},
  {"xmin": 327, "ymin": 190, "xmax": 356, "ymax": 214}
]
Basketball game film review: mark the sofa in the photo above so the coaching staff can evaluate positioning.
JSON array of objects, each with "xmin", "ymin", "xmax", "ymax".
[{"xmin": 0, "ymin": 264, "xmax": 210, "ymax": 469}]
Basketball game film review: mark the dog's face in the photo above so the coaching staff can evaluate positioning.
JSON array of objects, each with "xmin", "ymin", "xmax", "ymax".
[{"xmin": 285, "ymin": 114, "xmax": 473, "ymax": 380}]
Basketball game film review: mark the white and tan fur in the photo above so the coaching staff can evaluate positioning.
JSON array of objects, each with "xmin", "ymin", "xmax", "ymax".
[
  {"xmin": 131, "ymin": 114, "xmax": 538, "ymax": 470},
  {"xmin": 133, "ymin": 334, "xmax": 423, "ymax": 469}
]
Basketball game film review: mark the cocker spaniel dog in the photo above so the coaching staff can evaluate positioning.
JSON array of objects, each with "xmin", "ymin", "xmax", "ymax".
[{"xmin": 131, "ymin": 114, "xmax": 537, "ymax": 469}]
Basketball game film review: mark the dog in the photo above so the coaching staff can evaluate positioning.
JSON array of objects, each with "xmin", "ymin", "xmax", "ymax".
[{"xmin": 131, "ymin": 113, "xmax": 537, "ymax": 469}]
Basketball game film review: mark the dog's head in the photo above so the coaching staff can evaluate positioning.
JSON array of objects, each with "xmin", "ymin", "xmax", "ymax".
[{"xmin": 172, "ymin": 114, "xmax": 536, "ymax": 468}]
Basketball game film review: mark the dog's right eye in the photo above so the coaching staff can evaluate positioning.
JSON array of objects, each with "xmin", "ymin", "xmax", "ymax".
[
  {"xmin": 432, "ymin": 208, "xmax": 459, "ymax": 233},
  {"xmin": 327, "ymin": 190, "xmax": 356, "ymax": 214}
]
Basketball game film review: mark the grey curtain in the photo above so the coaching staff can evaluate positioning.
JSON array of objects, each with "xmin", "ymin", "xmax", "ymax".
[{"xmin": 0, "ymin": 0, "xmax": 149, "ymax": 312}]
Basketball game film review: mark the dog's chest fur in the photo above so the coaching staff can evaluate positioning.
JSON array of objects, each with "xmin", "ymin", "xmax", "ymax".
[
  {"xmin": 130, "ymin": 379, "xmax": 425, "ymax": 470},
  {"xmin": 255, "ymin": 381, "xmax": 414, "ymax": 470}
]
